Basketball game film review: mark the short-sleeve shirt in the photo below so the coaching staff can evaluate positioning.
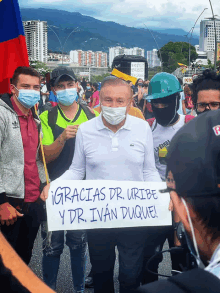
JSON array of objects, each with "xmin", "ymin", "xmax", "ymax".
[
  {"xmin": 40, "ymin": 104, "xmax": 99, "ymax": 180},
  {"xmin": 89, "ymin": 90, "xmax": 99, "ymax": 108},
  {"xmin": 152, "ymin": 115, "xmax": 185, "ymax": 181}
]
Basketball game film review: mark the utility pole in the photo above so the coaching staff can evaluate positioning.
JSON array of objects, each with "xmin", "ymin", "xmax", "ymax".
[
  {"xmin": 208, "ymin": 0, "xmax": 218, "ymax": 71},
  {"xmin": 143, "ymin": 24, "xmax": 163, "ymax": 71},
  {"xmin": 188, "ymin": 8, "xmax": 208, "ymax": 69},
  {"xmin": 47, "ymin": 25, "xmax": 79, "ymax": 65}
]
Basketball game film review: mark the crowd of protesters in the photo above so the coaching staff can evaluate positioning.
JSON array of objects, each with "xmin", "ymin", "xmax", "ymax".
[{"xmin": 0, "ymin": 65, "xmax": 220, "ymax": 293}]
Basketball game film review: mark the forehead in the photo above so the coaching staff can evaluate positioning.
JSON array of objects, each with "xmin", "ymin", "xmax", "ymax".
[
  {"xmin": 17, "ymin": 74, "xmax": 40, "ymax": 84},
  {"xmin": 100, "ymin": 84, "xmax": 131, "ymax": 99},
  {"xmin": 55, "ymin": 79, "xmax": 75, "ymax": 86},
  {"xmin": 197, "ymin": 89, "xmax": 220, "ymax": 102}
]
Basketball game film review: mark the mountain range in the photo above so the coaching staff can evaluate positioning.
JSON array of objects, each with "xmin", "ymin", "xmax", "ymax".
[{"xmin": 20, "ymin": 8, "xmax": 199, "ymax": 54}]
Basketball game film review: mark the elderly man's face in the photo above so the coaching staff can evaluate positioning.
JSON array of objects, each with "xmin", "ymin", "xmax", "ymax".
[{"xmin": 100, "ymin": 83, "xmax": 132, "ymax": 111}]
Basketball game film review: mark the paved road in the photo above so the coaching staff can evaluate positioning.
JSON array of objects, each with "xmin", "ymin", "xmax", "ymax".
[{"xmin": 29, "ymin": 228, "xmax": 172, "ymax": 293}]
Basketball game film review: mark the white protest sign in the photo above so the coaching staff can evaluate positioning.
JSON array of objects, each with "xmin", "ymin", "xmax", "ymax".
[
  {"xmin": 131, "ymin": 62, "xmax": 145, "ymax": 80},
  {"xmin": 46, "ymin": 180, "xmax": 171, "ymax": 232}
]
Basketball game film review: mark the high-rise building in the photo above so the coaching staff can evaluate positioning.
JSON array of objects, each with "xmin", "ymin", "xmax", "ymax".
[
  {"xmin": 23, "ymin": 20, "xmax": 48, "ymax": 63},
  {"xmin": 109, "ymin": 46, "xmax": 145, "ymax": 67},
  {"xmin": 69, "ymin": 50, "xmax": 107, "ymax": 67},
  {"xmin": 146, "ymin": 49, "xmax": 161, "ymax": 68},
  {"xmin": 199, "ymin": 18, "xmax": 220, "ymax": 52}
]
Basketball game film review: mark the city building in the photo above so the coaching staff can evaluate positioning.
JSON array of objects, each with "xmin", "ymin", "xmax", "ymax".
[
  {"xmin": 199, "ymin": 18, "xmax": 220, "ymax": 54},
  {"xmin": 194, "ymin": 45, "xmax": 200, "ymax": 52},
  {"xmin": 69, "ymin": 50, "xmax": 107, "ymax": 67},
  {"xmin": 146, "ymin": 49, "xmax": 161, "ymax": 68},
  {"xmin": 47, "ymin": 53, "xmax": 71, "ymax": 63},
  {"xmin": 194, "ymin": 50, "xmax": 208, "ymax": 66},
  {"xmin": 109, "ymin": 46, "xmax": 145, "ymax": 67},
  {"xmin": 23, "ymin": 20, "xmax": 48, "ymax": 63}
]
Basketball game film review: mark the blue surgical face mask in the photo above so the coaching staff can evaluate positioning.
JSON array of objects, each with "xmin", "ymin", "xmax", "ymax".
[
  {"xmin": 56, "ymin": 88, "xmax": 77, "ymax": 106},
  {"xmin": 86, "ymin": 86, "xmax": 91, "ymax": 90},
  {"xmin": 16, "ymin": 88, "xmax": 40, "ymax": 109}
]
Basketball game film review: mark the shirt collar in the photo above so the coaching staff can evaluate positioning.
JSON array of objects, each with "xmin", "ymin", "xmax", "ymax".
[{"xmin": 96, "ymin": 113, "xmax": 132, "ymax": 131}]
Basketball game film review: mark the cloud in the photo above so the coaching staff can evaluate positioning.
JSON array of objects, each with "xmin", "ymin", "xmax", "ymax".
[{"xmin": 19, "ymin": 0, "xmax": 219, "ymax": 34}]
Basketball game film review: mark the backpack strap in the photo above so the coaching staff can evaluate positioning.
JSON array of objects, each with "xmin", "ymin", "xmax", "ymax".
[
  {"xmin": 48, "ymin": 106, "xmax": 58, "ymax": 138},
  {"xmin": 79, "ymin": 103, "xmax": 96, "ymax": 120},
  {"xmin": 185, "ymin": 115, "xmax": 194, "ymax": 124}
]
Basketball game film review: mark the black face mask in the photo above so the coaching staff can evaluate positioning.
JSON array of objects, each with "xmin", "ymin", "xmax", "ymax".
[{"xmin": 152, "ymin": 98, "xmax": 180, "ymax": 126}]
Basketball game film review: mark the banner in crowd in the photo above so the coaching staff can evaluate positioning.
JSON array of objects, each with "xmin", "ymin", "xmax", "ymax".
[
  {"xmin": 46, "ymin": 180, "xmax": 171, "ymax": 231},
  {"xmin": 0, "ymin": 0, "xmax": 29, "ymax": 94}
]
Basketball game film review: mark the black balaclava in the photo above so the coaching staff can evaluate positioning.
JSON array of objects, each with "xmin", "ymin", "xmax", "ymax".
[{"xmin": 151, "ymin": 94, "xmax": 180, "ymax": 127}]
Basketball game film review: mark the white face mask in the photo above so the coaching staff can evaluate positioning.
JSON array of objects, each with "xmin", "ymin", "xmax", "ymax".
[
  {"xmin": 181, "ymin": 197, "xmax": 205, "ymax": 269},
  {"xmin": 101, "ymin": 105, "xmax": 127, "ymax": 125}
]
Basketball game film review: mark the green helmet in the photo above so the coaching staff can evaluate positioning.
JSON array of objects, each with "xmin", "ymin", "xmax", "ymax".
[{"xmin": 147, "ymin": 72, "xmax": 182, "ymax": 101}]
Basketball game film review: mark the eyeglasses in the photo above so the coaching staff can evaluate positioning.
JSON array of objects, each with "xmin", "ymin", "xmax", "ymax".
[
  {"xmin": 196, "ymin": 102, "xmax": 220, "ymax": 111},
  {"xmin": 159, "ymin": 187, "xmax": 176, "ymax": 193}
]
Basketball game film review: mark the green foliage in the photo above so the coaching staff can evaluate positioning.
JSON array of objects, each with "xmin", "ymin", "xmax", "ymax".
[
  {"xmin": 30, "ymin": 61, "xmax": 51, "ymax": 77},
  {"xmin": 148, "ymin": 67, "xmax": 162, "ymax": 80},
  {"xmin": 158, "ymin": 42, "xmax": 198, "ymax": 73},
  {"xmin": 91, "ymin": 73, "xmax": 110, "ymax": 83}
]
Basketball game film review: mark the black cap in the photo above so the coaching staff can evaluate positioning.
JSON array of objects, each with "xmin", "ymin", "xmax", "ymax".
[
  {"xmin": 51, "ymin": 66, "xmax": 77, "ymax": 85},
  {"xmin": 166, "ymin": 110, "xmax": 220, "ymax": 197}
]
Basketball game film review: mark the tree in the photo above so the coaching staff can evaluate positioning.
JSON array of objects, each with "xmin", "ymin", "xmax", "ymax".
[
  {"xmin": 30, "ymin": 61, "xmax": 51, "ymax": 77},
  {"xmin": 148, "ymin": 66, "xmax": 162, "ymax": 80},
  {"xmin": 91, "ymin": 73, "xmax": 110, "ymax": 83},
  {"xmin": 158, "ymin": 42, "xmax": 198, "ymax": 73}
]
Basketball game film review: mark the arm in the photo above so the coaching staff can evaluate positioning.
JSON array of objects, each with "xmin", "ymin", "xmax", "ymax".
[
  {"xmin": 182, "ymin": 100, "xmax": 187, "ymax": 115},
  {"xmin": 58, "ymin": 127, "xmax": 86, "ymax": 181},
  {"xmin": 43, "ymin": 125, "xmax": 78, "ymax": 163},
  {"xmin": 137, "ymin": 87, "xmax": 144, "ymax": 103},
  {"xmin": 40, "ymin": 127, "xmax": 86, "ymax": 201},
  {"xmin": 40, "ymin": 112, "xmax": 78, "ymax": 163},
  {"xmin": 0, "ymin": 116, "xmax": 23, "ymax": 225},
  {"xmin": 0, "ymin": 232, "xmax": 54, "ymax": 292},
  {"xmin": 143, "ymin": 123, "xmax": 161, "ymax": 182}
]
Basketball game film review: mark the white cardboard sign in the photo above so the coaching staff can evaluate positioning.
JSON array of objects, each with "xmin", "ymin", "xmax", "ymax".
[
  {"xmin": 131, "ymin": 62, "xmax": 145, "ymax": 80},
  {"xmin": 46, "ymin": 180, "xmax": 171, "ymax": 231}
]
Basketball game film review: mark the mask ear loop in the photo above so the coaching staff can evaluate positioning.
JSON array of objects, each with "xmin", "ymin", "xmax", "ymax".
[
  {"xmin": 167, "ymin": 95, "xmax": 178, "ymax": 125},
  {"xmin": 12, "ymin": 85, "xmax": 19, "ymax": 99},
  {"xmin": 181, "ymin": 197, "xmax": 204, "ymax": 268}
]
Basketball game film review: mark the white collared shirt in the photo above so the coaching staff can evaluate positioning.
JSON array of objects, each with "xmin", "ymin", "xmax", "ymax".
[{"xmin": 59, "ymin": 114, "xmax": 161, "ymax": 182}]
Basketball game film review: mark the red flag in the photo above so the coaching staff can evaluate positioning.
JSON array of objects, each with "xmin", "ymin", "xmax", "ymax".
[{"xmin": 0, "ymin": 0, "xmax": 29, "ymax": 94}]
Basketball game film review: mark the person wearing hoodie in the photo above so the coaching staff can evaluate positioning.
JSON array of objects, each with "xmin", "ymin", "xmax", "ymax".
[{"xmin": 0, "ymin": 66, "xmax": 46, "ymax": 265}]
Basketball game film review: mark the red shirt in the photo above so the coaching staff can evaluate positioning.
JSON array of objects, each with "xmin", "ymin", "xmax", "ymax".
[{"xmin": 11, "ymin": 97, "xmax": 40, "ymax": 202}]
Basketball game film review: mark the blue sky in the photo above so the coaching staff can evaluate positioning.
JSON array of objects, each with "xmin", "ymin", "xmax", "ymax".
[{"xmin": 19, "ymin": 0, "xmax": 220, "ymax": 34}]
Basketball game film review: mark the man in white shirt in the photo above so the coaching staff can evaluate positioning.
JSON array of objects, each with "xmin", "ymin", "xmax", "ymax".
[
  {"xmin": 41, "ymin": 76, "xmax": 161, "ymax": 293},
  {"xmin": 142, "ymin": 72, "xmax": 194, "ymax": 284}
]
